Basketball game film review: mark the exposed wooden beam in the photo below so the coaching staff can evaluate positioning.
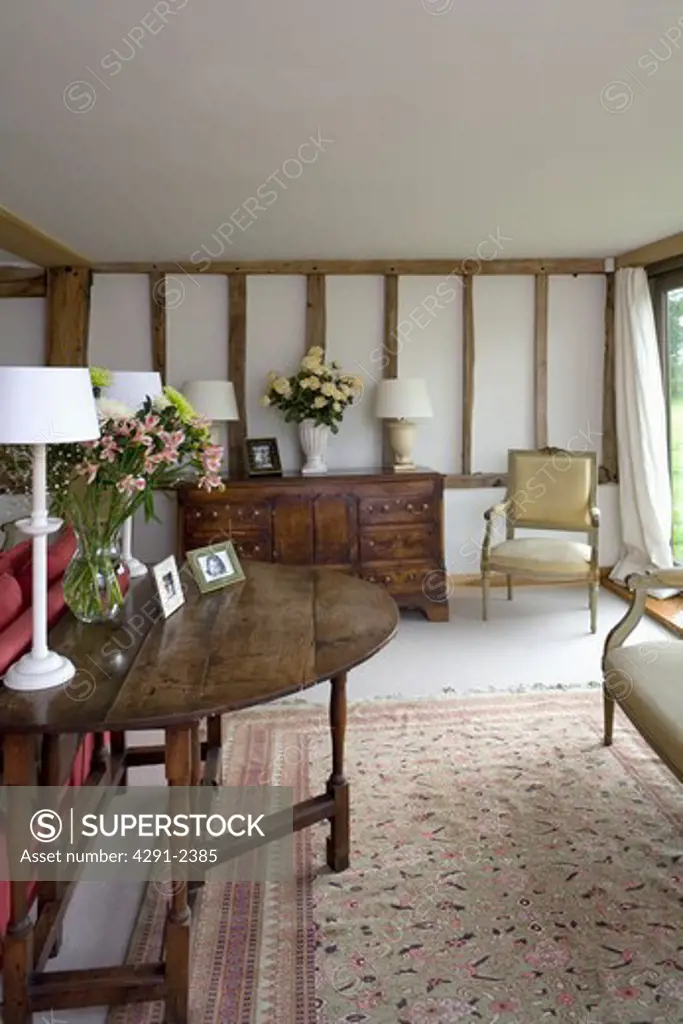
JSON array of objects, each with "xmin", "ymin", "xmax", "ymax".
[
  {"xmin": 616, "ymin": 230, "xmax": 683, "ymax": 269},
  {"xmin": 600, "ymin": 272, "xmax": 618, "ymax": 484},
  {"xmin": 92, "ymin": 258, "xmax": 606, "ymax": 277},
  {"xmin": 382, "ymin": 274, "xmax": 399, "ymax": 467},
  {"xmin": 305, "ymin": 274, "xmax": 326, "ymax": 355},
  {"xmin": 461, "ymin": 276, "xmax": 475, "ymax": 475},
  {"xmin": 149, "ymin": 271, "xmax": 167, "ymax": 382},
  {"xmin": 0, "ymin": 206, "xmax": 90, "ymax": 268},
  {"xmin": 228, "ymin": 274, "xmax": 247, "ymax": 478},
  {"xmin": 445, "ymin": 473, "xmax": 507, "ymax": 489},
  {"xmin": 533, "ymin": 273, "xmax": 549, "ymax": 447},
  {"xmin": 45, "ymin": 268, "xmax": 92, "ymax": 367},
  {"xmin": 0, "ymin": 268, "xmax": 46, "ymax": 298}
]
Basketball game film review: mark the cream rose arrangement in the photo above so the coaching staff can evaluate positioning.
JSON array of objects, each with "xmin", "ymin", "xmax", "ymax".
[{"xmin": 261, "ymin": 347, "xmax": 363, "ymax": 432}]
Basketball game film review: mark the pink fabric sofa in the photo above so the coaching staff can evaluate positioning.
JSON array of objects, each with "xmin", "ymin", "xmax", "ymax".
[{"xmin": 0, "ymin": 528, "xmax": 103, "ymax": 946}]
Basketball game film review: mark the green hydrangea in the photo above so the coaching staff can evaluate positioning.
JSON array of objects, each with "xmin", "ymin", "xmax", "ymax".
[
  {"xmin": 89, "ymin": 366, "xmax": 112, "ymax": 389},
  {"xmin": 163, "ymin": 385, "xmax": 197, "ymax": 424}
]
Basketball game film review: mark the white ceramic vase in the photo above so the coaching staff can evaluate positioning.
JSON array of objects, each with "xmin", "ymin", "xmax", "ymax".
[{"xmin": 299, "ymin": 419, "xmax": 330, "ymax": 475}]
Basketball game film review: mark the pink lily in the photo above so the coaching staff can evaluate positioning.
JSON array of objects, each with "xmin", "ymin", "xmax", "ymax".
[
  {"xmin": 117, "ymin": 475, "xmax": 146, "ymax": 497},
  {"xmin": 99, "ymin": 436, "xmax": 120, "ymax": 463},
  {"xmin": 77, "ymin": 461, "xmax": 99, "ymax": 484}
]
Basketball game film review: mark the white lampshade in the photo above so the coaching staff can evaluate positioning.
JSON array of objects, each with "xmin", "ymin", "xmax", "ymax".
[
  {"xmin": 0, "ymin": 367, "xmax": 100, "ymax": 444},
  {"xmin": 108, "ymin": 370, "xmax": 163, "ymax": 409},
  {"xmin": 375, "ymin": 378, "xmax": 433, "ymax": 420},
  {"xmin": 182, "ymin": 380, "xmax": 239, "ymax": 421}
]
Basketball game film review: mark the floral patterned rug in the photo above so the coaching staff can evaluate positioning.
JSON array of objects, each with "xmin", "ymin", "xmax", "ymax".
[{"xmin": 109, "ymin": 693, "xmax": 683, "ymax": 1023}]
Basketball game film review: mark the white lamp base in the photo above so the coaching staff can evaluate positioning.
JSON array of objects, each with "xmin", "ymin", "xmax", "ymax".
[
  {"xmin": 4, "ymin": 650, "xmax": 76, "ymax": 692},
  {"xmin": 121, "ymin": 515, "xmax": 148, "ymax": 578},
  {"xmin": 386, "ymin": 419, "xmax": 417, "ymax": 472},
  {"xmin": 124, "ymin": 555, "xmax": 148, "ymax": 579}
]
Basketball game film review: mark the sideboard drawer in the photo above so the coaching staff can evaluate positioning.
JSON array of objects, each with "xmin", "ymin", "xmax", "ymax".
[
  {"xmin": 359, "ymin": 492, "xmax": 436, "ymax": 526},
  {"xmin": 361, "ymin": 524, "xmax": 437, "ymax": 563},
  {"xmin": 185, "ymin": 499, "xmax": 270, "ymax": 533},
  {"xmin": 231, "ymin": 531, "xmax": 272, "ymax": 562},
  {"xmin": 361, "ymin": 563, "xmax": 436, "ymax": 592}
]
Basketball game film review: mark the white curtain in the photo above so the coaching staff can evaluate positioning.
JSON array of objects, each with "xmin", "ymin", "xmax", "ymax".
[{"xmin": 610, "ymin": 267, "xmax": 676, "ymax": 588}]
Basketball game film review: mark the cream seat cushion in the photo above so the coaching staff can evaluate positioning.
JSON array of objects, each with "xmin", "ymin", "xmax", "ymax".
[
  {"xmin": 487, "ymin": 538, "xmax": 591, "ymax": 576},
  {"xmin": 604, "ymin": 643, "xmax": 683, "ymax": 776}
]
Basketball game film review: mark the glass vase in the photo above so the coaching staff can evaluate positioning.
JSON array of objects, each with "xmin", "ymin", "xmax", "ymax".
[{"xmin": 63, "ymin": 531, "xmax": 127, "ymax": 624}]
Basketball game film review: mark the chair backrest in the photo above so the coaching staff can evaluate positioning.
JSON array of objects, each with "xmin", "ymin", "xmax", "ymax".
[{"xmin": 506, "ymin": 448, "xmax": 597, "ymax": 532}]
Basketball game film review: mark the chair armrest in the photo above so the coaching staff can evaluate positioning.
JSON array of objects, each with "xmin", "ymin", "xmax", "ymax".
[
  {"xmin": 482, "ymin": 501, "xmax": 510, "ymax": 562},
  {"xmin": 589, "ymin": 506, "xmax": 600, "ymax": 528},
  {"xmin": 483, "ymin": 500, "xmax": 510, "ymax": 523},
  {"xmin": 626, "ymin": 567, "xmax": 683, "ymax": 591}
]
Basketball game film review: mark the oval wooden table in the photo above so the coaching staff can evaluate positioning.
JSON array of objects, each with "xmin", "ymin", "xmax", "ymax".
[{"xmin": 0, "ymin": 560, "xmax": 398, "ymax": 1024}]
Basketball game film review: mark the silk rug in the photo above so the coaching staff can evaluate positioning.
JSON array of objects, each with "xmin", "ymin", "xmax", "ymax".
[{"xmin": 108, "ymin": 693, "xmax": 683, "ymax": 1023}]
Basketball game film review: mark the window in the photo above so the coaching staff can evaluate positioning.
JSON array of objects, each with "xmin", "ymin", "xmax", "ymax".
[{"xmin": 652, "ymin": 269, "xmax": 683, "ymax": 560}]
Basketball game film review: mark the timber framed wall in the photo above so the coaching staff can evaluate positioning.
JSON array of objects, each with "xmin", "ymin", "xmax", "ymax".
[{"xmin": 1, "ymin": 255, "xmax": 616, "ymax": 485}]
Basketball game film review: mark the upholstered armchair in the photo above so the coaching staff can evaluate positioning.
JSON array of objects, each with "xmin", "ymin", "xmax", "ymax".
[
  {"xmin": 481, "ymin": 448, "xmax": 600, "ymax": 632},
  {"xmin": 603, "ymin": 569, "xmax": 683, "ymax": 783}
]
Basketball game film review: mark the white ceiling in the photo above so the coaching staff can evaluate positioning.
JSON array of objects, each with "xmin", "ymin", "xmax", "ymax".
[{"xmin": 1, "ymin": 0, "xmax": 682, "ymax": 262}]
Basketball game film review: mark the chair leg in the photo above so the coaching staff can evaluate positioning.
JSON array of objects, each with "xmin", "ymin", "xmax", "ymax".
[
  {"xmin": 589, "ymin": 582, "xmax": 599, "ymax": 634},
  {"xmin": 603, "ymin": 687, "xmax": 615, "ymax": 746},
  {"xmin": 507, "ymin": 575, "xmax": 513, "ymax": 601},
  {"xmin": 482, "ymin": 572, "xmax": 490, "ymax": 621}
]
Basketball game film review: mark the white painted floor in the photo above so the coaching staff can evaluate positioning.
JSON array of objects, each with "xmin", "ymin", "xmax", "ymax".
[{"xmin": 15, "ymin": 585, "xmax": 671, "ymax": 1022}]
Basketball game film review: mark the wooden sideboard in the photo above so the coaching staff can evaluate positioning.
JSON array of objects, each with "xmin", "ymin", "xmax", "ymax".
[{"xmin": 177, "ymin": 468, "xmax": 449, "ymax": 621}]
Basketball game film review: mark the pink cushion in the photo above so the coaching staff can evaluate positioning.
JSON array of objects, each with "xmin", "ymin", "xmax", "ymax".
[
  {"xmin": 0, "ymin": 581, "xmax": 67, "ymax": 677},
  {"xmin": 0, "ymin": 575, "xmax": 23, "ymax": 633},
  {"xmin": 0, "ymin": 539, "xmax": 31, "ymax": 580}
]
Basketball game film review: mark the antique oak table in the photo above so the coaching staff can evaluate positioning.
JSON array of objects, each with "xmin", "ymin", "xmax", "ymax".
[{"xmin": 0, "ymin": 560, "xmax": 398, "ymax": 1023}]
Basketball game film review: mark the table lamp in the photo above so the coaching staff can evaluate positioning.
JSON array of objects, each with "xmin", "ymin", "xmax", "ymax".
[
  {"xmin": 107, "ymin": 371, "xmax": 163, "ymax": 578},
  {"xmin": 0, "ymin": 367, "xmax": 100, "ymax": 691},
  {"xmin": 182, "ymin": 380, "xmax": 239, "ymax": 474},
  {"xmin": 375, "ymin": 378, "xmax": 433, "ymax": 471}
]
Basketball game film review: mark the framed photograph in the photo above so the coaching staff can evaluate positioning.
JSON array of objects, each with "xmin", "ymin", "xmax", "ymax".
[
  {"xmin": 187, "ymin": 540, "xmax": 246, "ymax": 594},
  {"xmin": 243, "ymin": 437, "xmax": 282, "ymax": 477},
  {"xmin": 152, "ymin": 555, "xmax": 185, "ymax": 618}
]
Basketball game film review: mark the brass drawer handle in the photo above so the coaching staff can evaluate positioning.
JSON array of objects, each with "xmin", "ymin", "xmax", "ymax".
[
  {"xmin": 406, "ymin": 502, "xmax": 414, "ymax": 511},
  {"xmin": 422, "ymin": 502, "xmax": 429, "ymax": 511},
  {"xmin": 368, "ymin": 540, "xmax": 375, "ymax": 548},
  {"xmin": 383, "ymin": 575, "xmax": 392, "ymax": 584},
  {"xmin": 212, "ymin": 510, "xmax": 219, "ymax": 519},
  {"xmin": 254, "ymin": 510, "xmax": 260, "ymax": 517},
  {"xmin": 382, "ymin": 503, "xmax": 390, "ymax": 512},
  {"xmin": 254, "ymin": 545, "xmax": 260, "ymax": 554}
]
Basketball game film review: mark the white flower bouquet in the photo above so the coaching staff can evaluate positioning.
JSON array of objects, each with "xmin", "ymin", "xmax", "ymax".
[{"xmin": 261, "ymin": 346, "xmax": 363, "ymax": 433}]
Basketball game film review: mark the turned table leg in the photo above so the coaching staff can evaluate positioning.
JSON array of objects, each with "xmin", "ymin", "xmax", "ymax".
[
  {"xmin": 326, "ymin": 672, "xmax": 350, "ymax": 872},
  {"xmin": 3, "ymin": 733, "xmax": 37, "ymax": 1024},
  {"xmin": 164, "ymin": 726, "xmax": 193, "ymax": 1024}
]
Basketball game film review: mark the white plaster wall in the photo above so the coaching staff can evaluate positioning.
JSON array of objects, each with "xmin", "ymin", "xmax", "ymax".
[
  {"xmin": 548, "ymin": 275, "xmax": 605, "ymax": 456},
  {"xmin": 3, "ymin": 272, "xmax": 619, "ymax": 568},
  {"xmin": 89, "ymin": 275, "xmax": 152, "ymax": 370},
  {"xmin": 325, "ymin": 275, "xmax": 384, "ymax": 470},
  {"xmin": 398, "ymin": 276, "xmax": 462, "ymax": 474},
  {"xmin": 245, "ymin": 275, "xmax": 307, "ymax": 473},
  {"xmin": 472, "ymin": 276, "xmax": 535, "ymax": 472}
]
